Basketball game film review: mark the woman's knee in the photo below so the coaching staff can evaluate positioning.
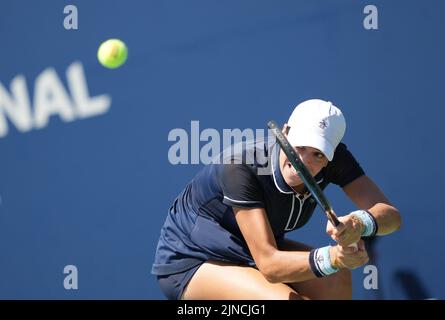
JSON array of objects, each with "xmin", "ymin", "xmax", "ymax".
[
  {"xmin": 324, "ymin": 268, "xmax": 352, "ymax": 299},
  {"xmin": 332, "ymin": 268, "xmax": 352, "ymax": 287},
  {"xmin": 288, "ymin": 268, "xmax": 352, "ymax": 300}
]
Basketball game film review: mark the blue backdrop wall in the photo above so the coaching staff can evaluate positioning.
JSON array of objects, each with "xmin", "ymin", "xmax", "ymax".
[{"xmin": 0, "ymin": 0, "xmax": 443, "ymax": 299}]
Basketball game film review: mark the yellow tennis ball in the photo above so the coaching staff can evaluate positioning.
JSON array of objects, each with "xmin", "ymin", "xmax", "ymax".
[{"xmin": 97, "ymin": 39, "xmax": 128, "ymax": 69}]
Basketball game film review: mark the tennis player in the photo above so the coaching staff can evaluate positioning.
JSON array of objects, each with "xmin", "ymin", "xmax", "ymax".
[{"xmin": 152, "ymin": 99, "xmax": 401, "ymax": 300}]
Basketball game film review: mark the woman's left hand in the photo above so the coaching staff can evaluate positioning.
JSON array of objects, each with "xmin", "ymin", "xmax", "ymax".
[{"xmin": 326, "ymin": 214, "xmax": 364, "ymax": 249}]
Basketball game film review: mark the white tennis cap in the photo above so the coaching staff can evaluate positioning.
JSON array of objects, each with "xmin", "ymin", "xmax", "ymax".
[{"xmin": 287, "ymin": 99, "xmax": 346, "ymax": 161}]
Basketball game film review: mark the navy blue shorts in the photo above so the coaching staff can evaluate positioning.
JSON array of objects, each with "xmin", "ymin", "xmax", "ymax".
[{"xmin": 157, "ymin": 264, "xmax": 203, "ymax": 300}]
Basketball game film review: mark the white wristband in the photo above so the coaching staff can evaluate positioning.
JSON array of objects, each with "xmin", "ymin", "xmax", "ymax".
[
  {"xmin": 350, "ymin": 210, "xmax": 378, "ymax": 237},
  {"xmin": 309, "ymin": 246, "xmax": 339, "ymax": 278}
]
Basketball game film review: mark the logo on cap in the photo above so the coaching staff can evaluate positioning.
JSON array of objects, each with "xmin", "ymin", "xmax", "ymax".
[{"xmin": 319, "ymin": 119, "xmax": 328, "ymax": 129}]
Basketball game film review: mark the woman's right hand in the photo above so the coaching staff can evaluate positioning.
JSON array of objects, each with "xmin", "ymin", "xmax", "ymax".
[{"xmin": 329, "ymin": 240, "xmax": 369, "ymax": 270}]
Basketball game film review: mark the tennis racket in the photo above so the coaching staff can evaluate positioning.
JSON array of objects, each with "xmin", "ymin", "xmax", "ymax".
[{"xmin": 268, "ymin": 120, "xmax": 357, "ymax": 248}]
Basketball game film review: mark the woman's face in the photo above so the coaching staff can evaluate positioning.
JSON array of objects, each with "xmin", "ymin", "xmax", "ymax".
[{"xmin": 279, "ymin": 146, "xmax": 329, "ymax": 187}]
